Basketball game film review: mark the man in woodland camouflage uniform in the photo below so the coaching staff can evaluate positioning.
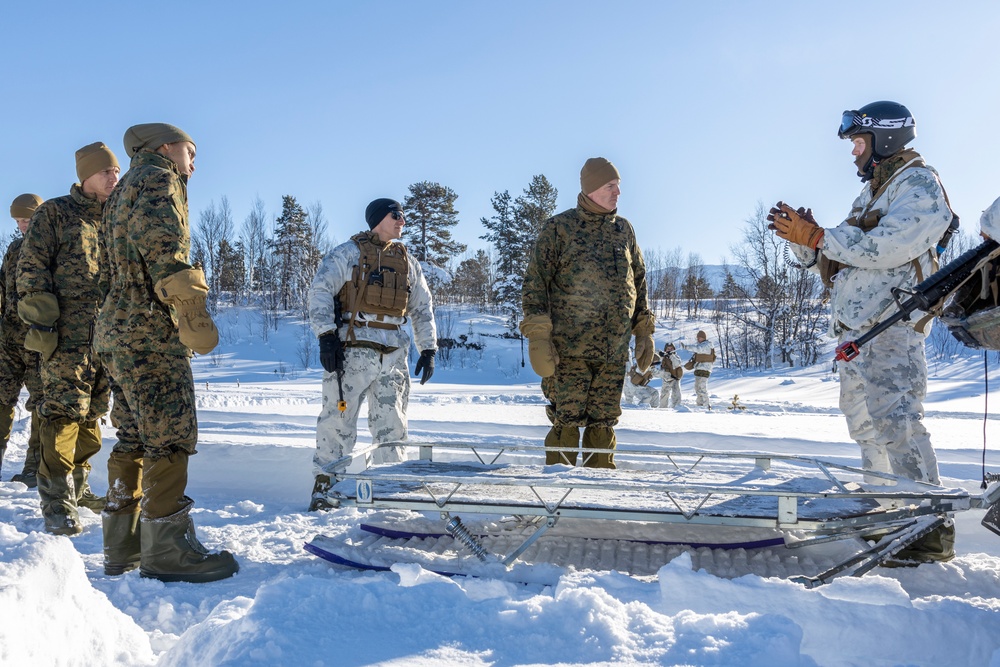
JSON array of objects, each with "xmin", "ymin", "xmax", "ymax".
[
  {"xmin": 307, "ymin": 197, "xmax": 437, "ymax": 511},
  {"xmin": 2, "ymin": 194, "xmax": 45, "ymax": 485},
  {"xmin": 17, "ymin": 144, "xmax": 117, "ymax": 535},
  {"xmin": 521, "ymin": 158, "xmax": 654, "ymax": 469},
  {"xmin": 772, "ymin": 101, "xmax": 954, "ymax": 562},
  {"xmin": 97, "ymin": 123, "xmax": 237, "ymax": 582}
]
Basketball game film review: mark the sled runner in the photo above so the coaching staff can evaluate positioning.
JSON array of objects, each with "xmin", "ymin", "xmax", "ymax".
[{"xmin": 307, "ymin": 441, "xmax": 997, "ymax": 586}]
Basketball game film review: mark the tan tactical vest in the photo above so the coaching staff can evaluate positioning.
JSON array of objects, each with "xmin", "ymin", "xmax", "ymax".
[{"xmin": 338, "ymin": 232, "xmax": 411, "ymax": 338}]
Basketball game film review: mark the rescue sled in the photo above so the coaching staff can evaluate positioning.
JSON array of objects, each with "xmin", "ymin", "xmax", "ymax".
[{"xmin": 306, "ymin": 441, "xmax": 1000, "ymax": 587}]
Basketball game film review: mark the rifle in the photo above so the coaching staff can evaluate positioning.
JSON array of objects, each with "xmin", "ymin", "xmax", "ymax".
[
  {"xmin": 333, "ymin": 297, "xmax": 347, "ymax": 412},
  {"xmin": 836, "ymin": 239, "xmax": 1000, "ymax": 362}
]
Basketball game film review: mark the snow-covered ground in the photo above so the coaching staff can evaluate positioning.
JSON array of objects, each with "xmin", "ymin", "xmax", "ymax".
[{"xmin": 3, "ymin": 308, "xmax": 1000, "ymax": 667}]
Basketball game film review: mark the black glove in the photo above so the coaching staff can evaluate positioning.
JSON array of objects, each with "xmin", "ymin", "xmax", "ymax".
[
  {"xmin": 319, "ymin": 332, "xmax": 345, "ymax": 373},
  {"xmin": 414, "ymin": 349, "xmax": 435, "ymax": 385}
]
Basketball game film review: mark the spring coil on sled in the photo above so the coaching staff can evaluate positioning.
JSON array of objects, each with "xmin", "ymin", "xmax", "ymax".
[{"xmin": 445, "ymin": 516, "xmax": 492, "ymax": 562}]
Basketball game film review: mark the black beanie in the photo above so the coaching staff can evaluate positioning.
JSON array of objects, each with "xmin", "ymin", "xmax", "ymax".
[{"xmin": 365, "ymin": 198, "xmax": 402, "ymax": 230}]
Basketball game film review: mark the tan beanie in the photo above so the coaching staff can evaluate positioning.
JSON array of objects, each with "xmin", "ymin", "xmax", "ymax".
[
  {"xmin": 697, "ymin": 330, "xmax": 707, "ymax": 340},
  {"xmin": 10, "ymin": 193, "xmax": 43, "ymax": 219},
  {"xmin": 123, "ymin": 123, "xmax": 195, "ymax": 158},
  {"xmin": 580, "ymin": 157, "xmax": 621, "ymax": 195},
  {"xmin": 76, "ymin": 142, "xmax": 119, "ymax": 183}
]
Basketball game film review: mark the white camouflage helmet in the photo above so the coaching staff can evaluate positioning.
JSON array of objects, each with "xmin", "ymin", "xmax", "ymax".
[{"xmin": 980, "ymin": 195, "xmax": 1000, "ymax": 241}]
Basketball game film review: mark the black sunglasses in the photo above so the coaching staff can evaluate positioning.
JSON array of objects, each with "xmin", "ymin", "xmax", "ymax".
[{"xmin": 390, "ymin": 211, "xmax": 404, "ymax": 221}]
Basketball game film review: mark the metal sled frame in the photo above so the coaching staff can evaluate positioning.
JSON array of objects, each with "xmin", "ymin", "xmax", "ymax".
[{"xmin": 326, "ymin": 441, "xmax": 993, "ymax": 585}]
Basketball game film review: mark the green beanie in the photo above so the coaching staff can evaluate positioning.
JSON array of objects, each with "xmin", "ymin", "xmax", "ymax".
[
  {"xmin": 10, "ymin": 193, "xmax": 43, "ymax": 219},
  {"xmin": 580, "ymin": 157, "xmax": 621, "ymax": 196},
  {"xmin": 123, "ymin": 123, "xmax": 196, "ymax": 158},
  {"xmin": 76, "ymin": 142, "xmax": 119, "ymax": 183}
]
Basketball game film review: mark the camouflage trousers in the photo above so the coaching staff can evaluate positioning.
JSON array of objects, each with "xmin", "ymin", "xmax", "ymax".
[
  {"xmin": 542, "ymin": 358, "xmax": 623, "ymax": 428},
  {"xmin": 659, "ymin": 378, "xmax": 681, "ymax": 409},
  {"xmin": 102, "ymin": 351, "xmax": 197, "ymax": 459},
  {"xmin": 839, "ymin": 322, "xmax": 939, "ymax": 484},
  {"xmin": 0, "ymin": 337, "xmax": 43, "ymax": 412},
  {"xmin": 314, "ymin": 345, "xmax": 409, "ymax": 475},
  {"xmin": 693, "ymin": 374, "xmax": 710, "ymax": 408},
  {"xmin": 38, "ymin": 340, "xmax": 109, "ymax": 422},
  {"xmin": 622, "ymin": 380, "xmax": 659, "ymax": 408}
]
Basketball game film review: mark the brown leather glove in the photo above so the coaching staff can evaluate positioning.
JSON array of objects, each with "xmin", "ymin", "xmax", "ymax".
[
  {"xmin": 519, "ymin": 314, "xmax": 558, "ymax": 377},
  {"xmin": 631, "ymin": 310, "xmax": 656, "ymax": 371},
  {"xmin": 767, "ymin": 202, "xmax": 824, "ymax": 249},
  {"xmin": 18, "ymin": 292, "xmax": 59, "ymax": 362},
  {"xmin": 155, "ymin": 267, "xmax": 219, "ymax": 355}
]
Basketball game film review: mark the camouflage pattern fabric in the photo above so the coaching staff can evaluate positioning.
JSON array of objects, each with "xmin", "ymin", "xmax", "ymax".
[
  {"xmin": 0, "ymin": 236, "xmax": 43, "ymax": 412},
  {"xmin": 0, "ymin": 237, "xmax": 30, "ymax": 344},
  {"xmin": 651, "ymin": 350, "xmax": 683, "ymax": 408},
  {"xmin": 314, "ymin": 346, "xmax": 409, "ymax": 475},
  {"xmin": 309, "ymin": 233, "xmax": 437, "ymax": 352},
  {"xmin": 522, "ymin": 204, "xmax": 651, "ymax": 437},
  {"xmin": 544, "ymin": 359, "xmax": 623, "ymax": 429},
  {"xmin": 790, "ymin": 153, "xmax": 952, "ymax": 334},
  {"xmin": 522, "ymin": 205, "xmax": 650, "ymax": 365},
  {"xmin": 787, "ymin": 152, "xmax": 950, "ymax": 485},
  {"xmin": 96, "ymin": 151, "xmax": 193, "ymax": 358},
  {"xmin": 621, "ymin": 362, "xmax": 659, "ymax": 408},
  {"xmin": 838, "ymin": 321, "xmax": 939, "ymax": 484},
  {"xmin": 680, "ymin": 339, "xmax": 714, "ymax": 408},
  {"xmin": 16, "ymin": 185, "xmax": 109, "ymax": 421},
  {"xmin": 102, "ymin": 350, "xmax": 197, "ymax": 459},
  {"xmin": 309, "ymin": 232, "xmax": 436, "ymax": 475}
]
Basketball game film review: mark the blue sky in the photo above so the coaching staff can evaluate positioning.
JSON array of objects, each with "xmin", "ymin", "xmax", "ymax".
[{"xmin": 3, "ymin": 1, "xmax": 1000, "ymax": 265}]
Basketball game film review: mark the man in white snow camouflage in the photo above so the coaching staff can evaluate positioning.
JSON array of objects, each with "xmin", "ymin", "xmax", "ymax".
[
  {"xmin": 679, "ymin": 331, "xmax": 715, "ymax": 409},
  {"xmin": 307, "ymin": 198, "xmax": 436, "ymax": 511},
  {"xmin": 771, "ymin": 101, "xmax": 955, "ymax": 562},
  {"xmin": 651, "ymin": 342, "xmax": 683, "ymax": 409}
]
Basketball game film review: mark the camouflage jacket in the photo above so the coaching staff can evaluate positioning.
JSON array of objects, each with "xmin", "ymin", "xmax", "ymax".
[
  {"xmin": 0, "ymin": 235, "xmax": 28, "ymax": 343},
  {"xmin": 791, "ymin": 153, "xmax": 953, "ymax": 334},
  {"xmin": 522, "ymin": 204, "xmax": 650, "ymax": 364},
  {"xmin": 308, "ymin": 231, "xmax": 437, "ymax": 352},
  {"xmin": 96, "ymin": 150, "xmax": 192, "ymax": 357},
  {"xmin": 17, "ymin": 184, "xmax": 103, "ymax": 345}
]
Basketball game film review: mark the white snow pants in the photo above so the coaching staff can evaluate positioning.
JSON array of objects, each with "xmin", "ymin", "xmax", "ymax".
[
  {"xmin": 314, "ymin": 345, "xmax": 410, "ymax": 475},
  {"xmin": 693, "ymin": 375, "xmax": 710, "ymax": 408},
  {"xmin": 838, "ymin": 322, "xmax": 939, "ymax": 484},
  {"xmin": 659, "ymin": 378, "xmax": 681, "ymax": 408}
]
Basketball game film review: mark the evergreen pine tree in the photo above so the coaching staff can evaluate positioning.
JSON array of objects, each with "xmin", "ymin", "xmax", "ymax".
[{"xmin": 402, "ymin": 181, "xmax": 466, "ymax": 268}]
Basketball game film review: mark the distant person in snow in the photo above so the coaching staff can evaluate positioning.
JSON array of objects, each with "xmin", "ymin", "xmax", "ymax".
[
  {"xmin": 679, "ymin": 331, "xmax": 715, "ymax": 409},
  {"xmin": 622, "ymin": 352, "xmax": 659, "ymax": 409},
  {"xmin": 307, "ymin": 198, "xmax": 437, "ymax": 511},
  {"xmin": 1, "ymin": 194, "xmax": 45, "ymax": 486},
  {"xmin": 651, "ymin": 342, "xmax": 683, "ymax": 408},
  {"xmin": 17, "ymin": 143, "xmax": 118, "ymax": 535},
  {"xmin": 770, "ymin": 101, "xmax": 954, "ymax": 563},
  {"xmin": 521, "ymin": 157, "xmax": 654, "ymax": 469},
  {"xmin": 98, "ymin": 123, "xmax": 238, "ymax": 582}
]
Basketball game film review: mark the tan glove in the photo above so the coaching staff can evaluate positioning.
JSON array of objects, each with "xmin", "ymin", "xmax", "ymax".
[
  {"xmin": 18, "ymin": 292, "xmax": 59, "ymax": 361},
  {"xmin": 767, "ymin": 202, "xmax": 824, "ymax": 249},
  {"xmin": 155, "ymin": 267, "xmax": 219, "ymax": 355},
  {"xmin": 519, "ymin": 314, "xmax": 558, "ymax": 377},
  {"xmin": 631, "ymin": 310, "xmax": 656, "ymax": 371}
]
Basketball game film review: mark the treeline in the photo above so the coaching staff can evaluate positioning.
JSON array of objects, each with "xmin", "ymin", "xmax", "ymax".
[{"xmin": 150, "ymin": 183, "xmax": 983, "ymax": 371}]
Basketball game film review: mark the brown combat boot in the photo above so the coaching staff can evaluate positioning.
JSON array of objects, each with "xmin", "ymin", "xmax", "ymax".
[
  {"xmin": 582, "ymin": 425, "xmax": 617, "ymax": 469},
  {"xmin": 544, "ymin": 426, "xmax": 580, "ymax": 466},
  {"xmin": 38, "ymin": 417, "xmax": 82, "ymax": 535},
  {"xmin": 11, "ymin": 411, "xmax": 41, "ymax": 487},
  {"xmin": 308, "ymin": 474, "xmax": 338, "ymax": 511},
  {"xmin": 74, "ymin": 420, "xmax": 106, "ymax": 511}
]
